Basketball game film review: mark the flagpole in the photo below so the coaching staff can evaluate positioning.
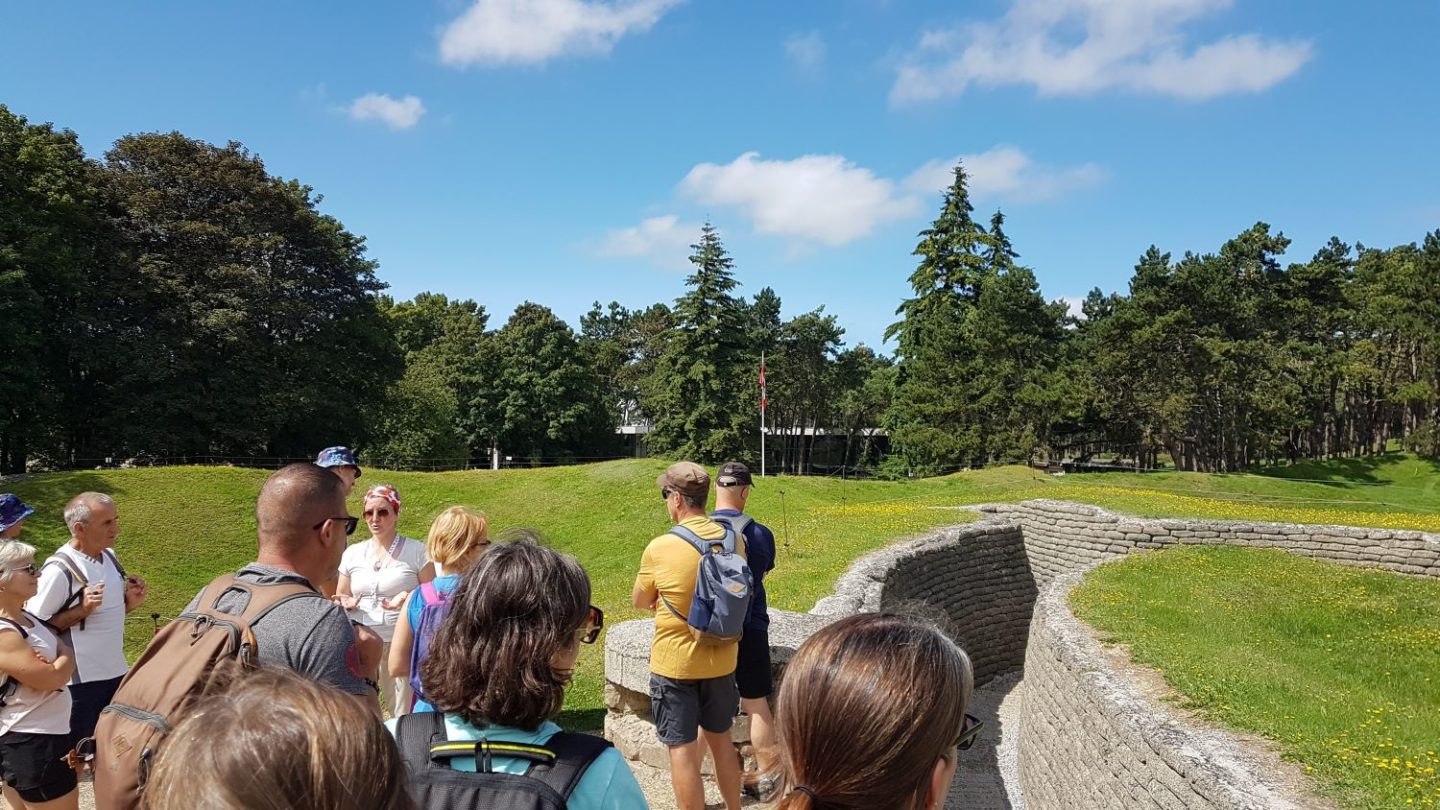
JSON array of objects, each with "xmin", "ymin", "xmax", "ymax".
[{"xmin": 760, "ymin": 353, "xmax": 766, "ymax": 478}]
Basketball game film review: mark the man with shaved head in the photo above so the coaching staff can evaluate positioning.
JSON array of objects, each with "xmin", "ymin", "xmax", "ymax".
[{"xmin": 175, "ymin": 463, "xmax": 379, "ymax": 710}]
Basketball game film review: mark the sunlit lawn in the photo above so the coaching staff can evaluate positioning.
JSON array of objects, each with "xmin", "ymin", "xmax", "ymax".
[
  {"xmin": 6, "ymin": 453, "xmax": 1438, "ymax": 730},
  {"xmin": 1072, "ymin": 546, "xmax": 1440, "ymax": 810}
]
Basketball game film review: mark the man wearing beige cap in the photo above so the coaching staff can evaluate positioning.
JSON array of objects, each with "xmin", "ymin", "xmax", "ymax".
[{"xmin": 632, "ymin": 461, "xmax": 745, "ymax": 810}]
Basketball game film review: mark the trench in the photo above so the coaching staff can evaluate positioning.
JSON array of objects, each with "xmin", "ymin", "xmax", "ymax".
[{"xmin": 604, "ymin": 499, "xmax": 1440, "ymax": 810}]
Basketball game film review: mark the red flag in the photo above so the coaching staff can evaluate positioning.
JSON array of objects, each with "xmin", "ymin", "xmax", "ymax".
[{"xmin": 759, "ymin": 360, "xmax": 767, "ymax": 411}]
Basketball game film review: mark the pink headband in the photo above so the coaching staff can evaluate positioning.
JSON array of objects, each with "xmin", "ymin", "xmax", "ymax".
[{"xmin": 364, "ymin": 484, "xmax": 401, "ymax": 512}]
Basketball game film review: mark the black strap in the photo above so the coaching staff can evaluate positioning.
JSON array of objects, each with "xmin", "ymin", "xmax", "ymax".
[
  {"xmin": 396, "ymin": 715, "xmax": 609, "ymax": 799},
  {"xmin": 104, "ymin": 548, "xmax": 127, "ymax": 580},
  {"xmin": 0, "ymin": 617, "xmax": 27, "ymax": 640},
  {"xmin": 44, "ymin": 557, "xmax": 85, "ymax": 610},
  {"xmin": 526, "ymin": 731, "xmax": 612, "ymax": 799}
]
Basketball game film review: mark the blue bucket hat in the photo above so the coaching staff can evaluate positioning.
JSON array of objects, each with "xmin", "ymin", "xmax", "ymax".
[
  {"xmin": 315, "ymin": 446, "xmax": 361, "ymax": 477},
  {"xmin": 0, "ymin": 494, "xmax": 35, "ymax": 533}
]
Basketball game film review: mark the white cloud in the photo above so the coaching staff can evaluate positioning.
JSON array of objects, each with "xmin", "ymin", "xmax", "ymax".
[
  {"xmin": 905, "ymin": 146, "xmax": 1107, "ymax": 203},
  {"xmin": 892, "ymin": 0, "xmax": 1313, "ymax": 104},
  {"xmin": 1059, "ymin": 295, "xmax": 1088, "ymax": 320},
  {"xmin": 680, "ymin": 152, "xmax": 921, "ymax": 246},
  {"xmin": 348, "ymin": 94, "xmax": 426, "ymax": 130},
  {"xmin": 439, "ymin": 0, "xmax": 681, "ymax": 67},
  {"xmin": 602, "ymin": 147, "xmax": 1099, "ymax": 257},
  {"xmin": 785, "ymin": 31, "xmax": 825, "ymax": 72},
  {"xmin": 595, "ymin": 215, "xmax": 700, "ymax": 269}
]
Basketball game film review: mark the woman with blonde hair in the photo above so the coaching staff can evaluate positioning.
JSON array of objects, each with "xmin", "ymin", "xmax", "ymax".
[
  {"xmin": 388, "ymin": 506, "xmax": 489, "ymax": 713},
  {"xmin": 771, "ymin": 613, "xmax": 978, "ymax": 810},
  {"xmin": 142, "ymin": 667, "xmax": 414, "ymax": 810},
  {"xmin": 0, "ymin": 539, "xmax": 78, "ymax": 810}
]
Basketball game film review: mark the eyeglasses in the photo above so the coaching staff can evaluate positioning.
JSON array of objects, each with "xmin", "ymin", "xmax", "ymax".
[
  {"xmin": 579, "ymin": 605, "xmax": 604, "ymax": 644},
  {"xmin": 7, "ymin": 563, "xmax": 37, "ymax": 576},
  {"xmin": 312, "ymin": 516, "xmax": 359, "ymax": 536},
  {"xmin": 362, "ymin": 508, "xmax": 392, "ymax": 519},
  {"xmin": 954, "ymin": 713, "xmax": 984, "ymax": 751},
  {"xmin": 660, "ymin": 488, "xmax": 672, "ymax": 500}
]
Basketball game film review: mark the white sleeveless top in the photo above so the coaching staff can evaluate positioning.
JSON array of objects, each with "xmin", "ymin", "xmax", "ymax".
[{"xmin": 0, "ymin": 612, "xmax": 73, "ymax": 735}]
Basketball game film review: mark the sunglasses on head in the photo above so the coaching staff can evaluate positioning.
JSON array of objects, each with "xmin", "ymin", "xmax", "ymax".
[
  {"xmin": 580, "ymin": 605, "xmax": 604, "ymax": 645},
  {"xmin": 363, "ymin": 508, "xmax": 392, "ymax": 519},
  {"xmin": 954, "ymin": 713, "xmax": 984, "ymax": 751},
  {"xmin": 312, "ymin": 516, "xmax": 359, "ymax": 536}
]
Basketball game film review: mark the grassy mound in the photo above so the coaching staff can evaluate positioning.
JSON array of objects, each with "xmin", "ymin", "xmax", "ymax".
[
  {"xmin": 4, "ymin": 453, "xmax": 1438, "ymax": 731},
  {"xmin": 1072, "ymin": 546, "xmax": 1440, "ymax": 810}
]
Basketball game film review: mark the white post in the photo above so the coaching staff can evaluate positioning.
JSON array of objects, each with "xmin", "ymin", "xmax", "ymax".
[{"xmin": 760, "ymin": 353, "xmax": 766, "ymax": 478}]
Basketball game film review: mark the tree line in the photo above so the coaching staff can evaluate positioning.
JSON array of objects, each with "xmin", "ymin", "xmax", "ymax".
[{"xmin": 3, "ymin": 104, "xmax": 1438, "ymax": 476}]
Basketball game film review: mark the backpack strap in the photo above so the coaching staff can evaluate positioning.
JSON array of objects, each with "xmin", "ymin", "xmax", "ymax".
[
  {"xmin": 0, "ymin": 617, "xmax": 27, "ymax": 640},
  {"xmin": 668, "ymin": 524, "xmax": 737, "ymax": 555},
  {"xmin": 419, "ymin": 581, "xmax": 443, "ymax": 606},
  {"xmin": 394, "ymin": 710, "xmax": 448, "ymax": 769},
  {"xmin": 185, "ymin": 573, "xmax": 325, "ymax": 665},
  {"xmin": 44, "ymin": 555, "xmax": 86, "ymax": 605},
  {"xmin": 103, "ymin": 548, "xmax": 127, "ymax": 580},
  {"xmin": 710, "ymin": 513, "xmax": 754, "ymax": 553},
  {"xmin": 43, "ymin": 553, "xmax": 89, "ymax": 631},
  {"xmin": 526, "ymin": 731, "xmax": 612, "ymax": 798}
]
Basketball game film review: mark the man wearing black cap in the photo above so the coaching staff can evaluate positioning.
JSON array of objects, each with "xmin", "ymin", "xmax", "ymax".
[
  {"xmin": 710, "ymin": 461, "xmax": 779, "ymax": 800},
  {"xmin": 633, "ymin": 461, "xmax": 745, "ymax": 810}
]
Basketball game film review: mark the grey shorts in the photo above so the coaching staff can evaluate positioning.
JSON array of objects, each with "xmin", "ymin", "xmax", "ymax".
[{"xmin": 650, "ymin": 673, "xmax": 738, "ymax": 746}]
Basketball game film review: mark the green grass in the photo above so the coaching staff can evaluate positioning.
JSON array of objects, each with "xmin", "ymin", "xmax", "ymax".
[
  {"xmin": 5, "ymin": 453, "xmax": 1439, "ymax": 734},
  {"xmin": 1072, "ymin": 546, "xmax": 1440, "ymax": 810}
]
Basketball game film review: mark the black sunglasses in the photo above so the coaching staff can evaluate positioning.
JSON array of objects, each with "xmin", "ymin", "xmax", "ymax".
[
  {"xmin": 954, "ymin": 713, "xmax": 984, "ymax": 751},
  {"xmin": 660, "ymin": 488, "xmax": 672, "ymax": 500},
  {"xmin": 312, "ymin": 516, "xmax": 359, "ymax": 536},
  {"xmin": 580, "ymin": 605, "xmax": 604, "ymax": 645}
]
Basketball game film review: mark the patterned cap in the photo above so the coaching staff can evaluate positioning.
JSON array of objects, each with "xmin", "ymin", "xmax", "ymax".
[
  {"xmin": 0, "ymin": 494, "xmax": 35, "ymax": 533},
  {"xmin": 363, "ymin": 484, "xmax": 401, "ymax": 512},
  {"xmin": 315, "ymin": 446, "xmax": 361, "ymax": 477}
]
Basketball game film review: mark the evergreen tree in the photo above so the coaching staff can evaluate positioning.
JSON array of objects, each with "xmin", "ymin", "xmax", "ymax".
[
  {"xmin": 885, "ymin": 163, "xmax": 996, "ymax": 473},
  {"xmin": 643, "ymin": 223, "xmax": 750, "ymax": 462},
  {"xmin": 985, "ymin": 209, "xmax": 1018, "ymax": 273}
]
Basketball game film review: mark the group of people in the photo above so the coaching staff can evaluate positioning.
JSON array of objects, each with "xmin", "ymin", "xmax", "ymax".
[
  {"xmin": 0, "ymin": 490, "xmax": 147, "ymax": 809},
  {"xmin": 0, "ymin": 450, "xmax": 979, "ymax": 810}
]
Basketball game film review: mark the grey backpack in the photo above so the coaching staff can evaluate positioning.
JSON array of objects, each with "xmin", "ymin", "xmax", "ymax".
[{"xmin": 659, "ymin": 523, "xmax": 753, "ymax": 646}]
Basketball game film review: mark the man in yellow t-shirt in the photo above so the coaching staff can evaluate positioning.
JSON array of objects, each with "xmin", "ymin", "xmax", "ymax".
[{"xmin": 632, "ymin": 461, "xmax": 744, "ymax": 810}]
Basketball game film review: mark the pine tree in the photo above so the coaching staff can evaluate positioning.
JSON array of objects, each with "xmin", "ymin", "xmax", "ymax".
[
  {"xmin": 884, "ymin": 163, "xmax": 996, "ymax": 473},
  {"xmin": 643, "ymin": 223, "xmax": 751, "ymax": 462}
]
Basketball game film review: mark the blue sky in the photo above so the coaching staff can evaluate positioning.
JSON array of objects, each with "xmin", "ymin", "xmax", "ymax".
[{"xmin": 4, "ymin": 0, "xmax": 1438, "ymax": 349}]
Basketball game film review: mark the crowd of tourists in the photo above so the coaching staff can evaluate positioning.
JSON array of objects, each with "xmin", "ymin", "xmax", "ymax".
[{"xmin": 0, "ymin": 450, "xmax": 978, "ymax": 810}]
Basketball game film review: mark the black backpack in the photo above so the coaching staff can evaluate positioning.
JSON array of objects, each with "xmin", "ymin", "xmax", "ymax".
[{"xmin": 394, "ymin": 712, "xmax": 612, "ymax": 810}]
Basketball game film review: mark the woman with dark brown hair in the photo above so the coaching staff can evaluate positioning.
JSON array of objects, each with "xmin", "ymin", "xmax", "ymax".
[
  {"xmin": 141, "ymin": 668, "xmax": 415, "ymax": 810},
  {"xmin": 391, "ymin": 534, "xmax": 647, "ymax": 809},
  {"xmin": 771, "ymin": 613, "xmax": 978, "ymax": 810}
]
